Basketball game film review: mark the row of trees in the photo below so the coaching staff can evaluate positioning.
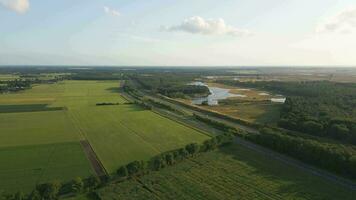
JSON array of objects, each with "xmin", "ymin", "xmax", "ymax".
[
  {"xmin": 0, "ymin": 76, "xmax": 65, "ymax": 94},
  {"xmin": 0, "ymin": 79, "xmax": 32, "ymax": 93},
  {"xmin": 116, "ymin": 133, "xmax": 234, "ymax": 179},
  {"xmin": 245, "ymin": 128, "xmax": 356, "ymax": 179},
  {"xmin": 130, "ymin": 74, "xmax": 210, "ymax": 98},
  {"xmin": 0, "ymin": 176, "xmax": 101, "ymax": 200},
  {"xmin": 141, "ymin": 97, "xmax": 187, "ymax": 116}
]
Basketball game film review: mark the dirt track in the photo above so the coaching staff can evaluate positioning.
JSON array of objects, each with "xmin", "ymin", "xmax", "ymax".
[{"xmin": 80, "ymin": 140, "xmax": 108, "ymax": 179}]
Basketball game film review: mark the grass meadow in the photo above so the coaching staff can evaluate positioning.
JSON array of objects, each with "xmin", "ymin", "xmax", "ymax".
[{"xmin": 0, "ymin": 80, "xmax": 209, "ymax": 192}]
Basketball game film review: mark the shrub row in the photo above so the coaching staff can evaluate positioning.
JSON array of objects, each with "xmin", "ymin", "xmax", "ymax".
[{"xmin": 115, "ymin": 133, "xmax": 234, "ymax": 179}]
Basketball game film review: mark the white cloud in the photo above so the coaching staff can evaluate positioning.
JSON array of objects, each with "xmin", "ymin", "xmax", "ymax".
[
  {"xmin": 316, "ymin": 7, "xmax": 356, "ymax": 34},
  {"xmin": 162, "ymin": 16, "xmax": 252, "ymax": 37},
  {"xmin": 104, "ymin": 6, "xmax": 120, "ymax": 17},
  {"xmin": 0, "ymin": 0, "xmax": 29, "ymax": 14}
]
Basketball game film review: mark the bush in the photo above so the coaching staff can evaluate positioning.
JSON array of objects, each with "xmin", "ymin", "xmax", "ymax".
[
  {"xmin": 117, "ymin": 166, "xmax": 128, "ymax": 178},
  {"xmin": 71, "ymin": 177, "xmax": 84, "ymax": 194},
  {"xmin": 86, "ymin": 175, "xmax": 100, "ymax": 189},
  {"xmin": 185, "ymin": 143, "xmax": 200, "ymax": 155}
]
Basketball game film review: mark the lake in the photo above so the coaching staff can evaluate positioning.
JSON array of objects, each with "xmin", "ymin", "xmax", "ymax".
[{"xmin": 190, "ymin": 82, "xmax": 246, "ymax": 105}]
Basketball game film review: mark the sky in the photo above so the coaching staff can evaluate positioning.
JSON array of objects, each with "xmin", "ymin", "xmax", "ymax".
[{"xmin": 0, "ymin": 0, "xmax": 356, "ymax": 66}]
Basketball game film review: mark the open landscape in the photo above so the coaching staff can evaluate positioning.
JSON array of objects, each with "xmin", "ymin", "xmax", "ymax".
[
  {"xmin": 0, "ymin": 79, "xmax": 209, "ymax": 193},
  {"xmin": 1, "ymin": 1, "xmax": 356, "ymax": 199},
  {"xmin": 0, "ymin": 67, "xmax": 355, "ymax": 200}
]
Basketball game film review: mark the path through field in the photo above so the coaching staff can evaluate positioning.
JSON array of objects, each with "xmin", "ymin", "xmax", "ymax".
[{"xmin": 80, "ymin": 140, "xmax": 108, "ymax": 178}]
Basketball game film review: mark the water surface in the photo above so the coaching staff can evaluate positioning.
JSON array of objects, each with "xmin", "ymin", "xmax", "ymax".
[{"xmin": 190, "ymin": 82, "xmax": 245, "ymax": 105}]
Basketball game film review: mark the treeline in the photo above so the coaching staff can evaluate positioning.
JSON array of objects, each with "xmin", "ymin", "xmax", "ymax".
[
  {"xmin": 115, "ymin": 133, "xmax": 234, "ymax": 179},
  {"xmin": 130, "ymin": 74, "xmax": 210, "ymax": 98},
  {"xmin": 216, "ymin": 80, "xmax": 356, "ymax": 143},
  {"xmin": 0, "ymin": 134, "xmax": 234, "ymax": 200},
  {"xmin": 245, "ymin": 128, "xmax": 356, "ymax": 179},
  {"xmin": 193, "ymin": 113, "xmax": 356, "ymax": 180},
  {"xmin": 0, "ymin": 176, "xmax": 101, "ymax": 200},
  {"xmin": 70, "ymin": 72, "xmax": 123, "ymax": 80},
  {"xmin": 95, "ymin": 102, "xmax": 120, "ymax": 106},
  {"xmin": 0, "ymin": 77, "xmax": 65, "ymax": 93},
  {"xmin": 0, "ymin": 79, "xmax": 32, "ymax": 93},
  {"xmin": 157, "ymin": 85, "xmax": 210, "ymax": 98},
  {"xmin": 279, "ymin": 97, "xmax": 356, "ymax": 143},
  {"xmin": 142, "ymin": 97, "xmax": 187, "ymax": 116},
  {"xmin": 194, "ymin": 114, "xmax": 237, "ymax": 133}
]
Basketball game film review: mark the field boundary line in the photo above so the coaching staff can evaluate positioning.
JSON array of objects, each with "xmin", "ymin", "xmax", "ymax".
[
  {"xmin": 80, "ymin": 140, "xmax": 108, "ymax": 179},
  {"xmin": 116, "ymin": 120, "xmax": 162, "ymax": 154}
]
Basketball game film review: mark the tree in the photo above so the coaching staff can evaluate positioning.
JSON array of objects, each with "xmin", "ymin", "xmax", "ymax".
[
  {"xmin": 202, "ymin": 138, "xmax": 217, "ymax": 152},
  {"xmin": 117, "ymin": 166, "xmax": 128, "ymax": 178},
  {"xmin": 87, "ymin": 175, "xmax": 100, "ymax": 189},
  {"xmin": 126, "ymin": 160, "xmax": 144, "ymax": 176},
  {"xmin": 178, "ymin": 148, "xmax": 189, "ymax": 158},
  {"xmin": 71, "ymin": 177, "xmax": 84, "ymax": 194},
  {"xmin": 165, "ymin": 153, "xmax": 174, "ymax": 165},
  {"xmin": 14, "ymin": 192, "xmax": 24, "ymax": 200},
  {"xmin": 329, "ymin": 124, "xmax": 350, "ymax": 139},
  {"xmin": 153, "ymin": 157, "xmax": 164, "ymax": 171},
  {"xmin": 302, "ymin": 121, "xmax": 323, "ymax": 135},
  {"xmin": 185, "ymin": 143, "xmax": 199, "ymax": 155},
  {"xmin": 42, "ymin": 181, "xmax": 61, "ymax": 200},
  {"xmin": 28, "ymin": 190, "xmax": 41, "ymax": 200}
]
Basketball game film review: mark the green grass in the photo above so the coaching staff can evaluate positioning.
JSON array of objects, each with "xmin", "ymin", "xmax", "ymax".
[
  {"xmin": 0, "ymin": 111, "xmax": 80, "ymax": 147},
  {"xmin": 97, "ymin": 144, "xmax": 355, "ymax": 200},
  {"xmin": 0, "ymin": 142, "xmax": 92, "ymax": 193},
  {"xmin": 54, "ymin": 81, "xmax": 209, "ymax": 173},
  {"xmin": 72, "ymin": 104, "xmax": 209, "ymax": 173},
  {"xmin": 0, "ymin": 80, "xmax": 209, "ymax": 193}
]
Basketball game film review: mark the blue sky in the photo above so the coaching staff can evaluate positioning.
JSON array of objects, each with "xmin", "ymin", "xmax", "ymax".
[{"xmin": 0, "ymin": 0, "xmax": 356, "ymax": 66}]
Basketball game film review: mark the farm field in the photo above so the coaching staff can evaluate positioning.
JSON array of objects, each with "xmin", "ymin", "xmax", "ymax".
[
  {"xmin": 0, "ymin": 142, "xmax": 92, "ymax": 192},
  {"xmin": 0, "ymin": 80, "xmax": 209, "ymax": 192},
  {"xmin": 0, "ymin": 74, "xmax": 20, "ymax": 81},
  {"xmin": 55, "ymin": 81, "xmax": 210, "ymax": 173},
  {"xmin": 96, "ymin": 144, "xmax": 355, "ymax": 200}
]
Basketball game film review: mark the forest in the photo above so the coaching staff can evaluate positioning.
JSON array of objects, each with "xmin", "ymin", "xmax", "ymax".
[
  {"xmin": 131, "ymin": 73, "xmax": 210, "ymax": 98},
  {"xmin": 217, "ymin": 80, "xmax": 356, "ymax": 143}
]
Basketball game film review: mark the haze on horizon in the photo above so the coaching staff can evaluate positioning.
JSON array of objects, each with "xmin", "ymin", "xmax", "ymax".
[{"xmin": 0, "ymin": 0, "xmax": 356, "ymax": 66}]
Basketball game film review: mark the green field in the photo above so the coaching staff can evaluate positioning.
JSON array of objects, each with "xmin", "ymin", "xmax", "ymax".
[
  {"xmin": 0, "ymin": 80, "xmax": 209, "ymax": 192},
  {"xmin": 0, "ymin": 74, "xmax": 19, "ymax": 81},
  {"xmin": 0, "ymin": 142, "xmax": 92, "ymax": 192},
  {"xmin": 53, "ymin": 81, "xmax": 209, "ymax": 173},
  {"xmin": 97, "ymin": 144, "xmax": 355, "ymax": 200}
]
